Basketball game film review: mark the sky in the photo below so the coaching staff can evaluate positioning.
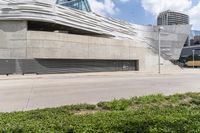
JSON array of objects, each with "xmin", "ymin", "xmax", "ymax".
[{"xmin": 87, "ymin": 0, "xmax": 200, "ymax": 30}]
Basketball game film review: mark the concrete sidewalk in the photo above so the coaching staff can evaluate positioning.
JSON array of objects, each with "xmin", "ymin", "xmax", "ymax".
[{"xmin": 0, "ymin": 68, "xmax": 199, "ymax": 80}]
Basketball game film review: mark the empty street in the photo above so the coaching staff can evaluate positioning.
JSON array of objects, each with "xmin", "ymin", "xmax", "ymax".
[{"xmin": 0, "ymin": 71, "xmax": 200, "ymax": 112}]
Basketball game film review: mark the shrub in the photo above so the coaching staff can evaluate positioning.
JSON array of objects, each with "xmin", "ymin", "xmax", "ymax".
[
  {"xmin": 97, "ymin": 99, "xmax": 130, "ymax": 111},
  {"xmin": 135, "ymin": 94, "xmax": 166, "ymax": 104},
  {"xmin": 68, "ymin": 104, "xmax": 96, "ymax": 111},
  {"xmin": 0, "ymin": 93, "xmax": 200, "ymax": 132}
]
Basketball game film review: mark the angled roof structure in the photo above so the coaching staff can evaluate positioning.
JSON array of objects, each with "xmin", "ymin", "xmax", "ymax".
[{"xmin": 57, "ymin": 0, "xmax": 91, "ymax": 12}]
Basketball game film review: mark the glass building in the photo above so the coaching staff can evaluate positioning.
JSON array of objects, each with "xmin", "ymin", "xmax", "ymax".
[{"xmin": 57, "ymin": 0, "xmax": 91, "ymax": 12}]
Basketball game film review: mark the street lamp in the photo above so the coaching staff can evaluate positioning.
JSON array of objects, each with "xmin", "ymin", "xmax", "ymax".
[
  {"xmin": 192, "ymin": 49, "xmax": 200, "ymax": 68},
  {"xmin": 158, "ymin": 26, "xmax": 164, "ymax": 74},
  {"xmin": 192, "ymin": 49, "xmax": 195, "ymax": 69}
]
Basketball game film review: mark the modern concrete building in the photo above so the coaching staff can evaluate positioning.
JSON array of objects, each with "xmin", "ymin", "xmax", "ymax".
[
  {"xmin": 157, "ymin": 10, "xmax": 190, "ymax": 47},
  {"xmin": 157, "ymin": 10, "xmax": 189, "ymax": 25},
  {"xmin": 0, "ymin": 0, "xmax": 191, "ymax": 74}
]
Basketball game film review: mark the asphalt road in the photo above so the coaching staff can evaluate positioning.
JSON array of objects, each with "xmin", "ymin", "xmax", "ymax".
[{"xmin": 0, "ymin": 72, "xmax": 200, "ymax": 112}]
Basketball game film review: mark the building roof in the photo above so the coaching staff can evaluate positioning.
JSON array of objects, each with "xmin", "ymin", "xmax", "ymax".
[{"xmin": 158, "ymin": 10, "xmax": 188, "ymax": 16}]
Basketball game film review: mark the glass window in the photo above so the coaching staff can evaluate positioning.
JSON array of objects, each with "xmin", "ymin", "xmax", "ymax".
[{"xmin": 57, "ymin": 0, "xmax": 91, "ymax": 12}]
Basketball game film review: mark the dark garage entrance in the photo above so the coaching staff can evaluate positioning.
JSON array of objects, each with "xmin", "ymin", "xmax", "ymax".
[
  {"xmin": 0, "ymin": 59, "xmax": 139, "ymax": 75},
  {"xmin": 0, "ymin": 60, "xmax": 15, "ymax": 75}
]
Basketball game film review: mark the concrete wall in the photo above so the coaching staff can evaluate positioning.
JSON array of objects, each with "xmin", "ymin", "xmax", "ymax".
[
  {"xmin": 26, "ymin": 31, "xmax": 181, "ymax": 72},
  {"xmin": 136, "ymin": 25, "xmax": 190, "ymax": 60},
  {"xmin": 0, "ymin": 21, "xmax": 27, "ymax": 59},
  {"xmin": 0, "ymin": 21, "xmax": 180, "ymax": 73},
  {"xmin": 26, "ymin": 31, "xmax": 148, "ymax": 71}
]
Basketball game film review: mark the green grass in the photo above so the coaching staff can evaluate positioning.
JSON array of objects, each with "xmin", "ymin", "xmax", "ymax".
[{"xmin": 0, "ymin": 93, "xmax": 200, "ymax": 133}]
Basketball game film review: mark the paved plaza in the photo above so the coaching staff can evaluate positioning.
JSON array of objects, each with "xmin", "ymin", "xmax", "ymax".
[{"xmin": 0, "ymin": 70, "xmax": 200, "ymax": 112}]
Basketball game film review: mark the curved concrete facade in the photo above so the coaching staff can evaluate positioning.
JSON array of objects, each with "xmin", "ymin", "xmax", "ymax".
[
  {"xmin": 0, "ymin": 20, "xmax": 180, "ymax": 73},
  {"xmin": 0, "ymin": 0, "xmax": 191, "ymax": 60},
  {"xmin": 0, "ymin": 0, "xmax": 191, "ymax": 74}
]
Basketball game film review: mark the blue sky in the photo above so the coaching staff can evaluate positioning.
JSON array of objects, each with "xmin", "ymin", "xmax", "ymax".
[
  {"xmin": 88, "ymin": 0, "xmax": 200, "ymax": 30},
  {"xmin": 113, "ymin": 0, "xmax": 155, "ymax": 25}
]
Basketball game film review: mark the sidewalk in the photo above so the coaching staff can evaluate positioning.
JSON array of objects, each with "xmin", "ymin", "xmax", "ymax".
[{"xmin": 0, "ymin": 68, "xmax": 199, "ymax": 80}]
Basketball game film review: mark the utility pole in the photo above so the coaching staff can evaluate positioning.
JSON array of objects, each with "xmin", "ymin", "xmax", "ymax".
[
  {"xmin": 192, "ymin": 49, "xmax": 195, "ymax": 69},
  {"xmin": 158, "ymin": 27, "xmax": 164, "ymax": 74}
]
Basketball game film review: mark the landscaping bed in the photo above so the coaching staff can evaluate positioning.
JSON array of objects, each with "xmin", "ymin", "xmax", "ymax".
[{"xmin": 0, "ymin": 93, "xmax": 200, "ymax": 132}]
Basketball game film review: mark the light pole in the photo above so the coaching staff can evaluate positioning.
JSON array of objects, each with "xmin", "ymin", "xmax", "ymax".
[
  {"xmin": 158, "ymin": 27, "xmax": 164, "ymax": 74},
  {"xmin": 192, "ymin": 49, "xmax": 195, "ymax": 69}
]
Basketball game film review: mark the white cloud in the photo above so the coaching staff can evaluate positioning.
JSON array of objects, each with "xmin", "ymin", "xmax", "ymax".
[
  {"xmin": 87, "ymin": 0, "xmax": 131, "ymax": 16},
  {"xmin": 87, "ymin": 0, "xmax": 200, "ymax": 30},
  {"xmin": 188, "ymin": 1, "xmax": 200, "ymax": 30},
  {"xmin": 140, "ymin": 0, "xmax": 200, "ymax": 30},
  {"xmin": 88, "ymin": 0, "xmax": 119, "ymax": 16},
  {"xmin": 141, "ymin": 0, "xmax": 192, "ymax": 16},
  {"xmin": 120, "ymin": 0, "xmax": 130, "ymax": 3}
]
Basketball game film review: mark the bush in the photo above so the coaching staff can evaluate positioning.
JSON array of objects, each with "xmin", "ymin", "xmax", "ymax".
[
  {"xmin": 0, "ymin": 93, "xmax": 200, "ymax": 132},
  {"xmin": 97, "ymin": 99, "xmax": 130, "ymax": 110},
  {"xmin": 135, "ymin": 94, "xmax": 166, "ymax": 104},
  {"xmin": 68, "ymin": 104, "xmax": 96, "ymax": 111}
]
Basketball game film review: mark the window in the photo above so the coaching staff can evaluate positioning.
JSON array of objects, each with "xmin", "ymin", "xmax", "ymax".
[{"xmin": 57, "ymin": 0, "xmax": 91, "ymax": 12}]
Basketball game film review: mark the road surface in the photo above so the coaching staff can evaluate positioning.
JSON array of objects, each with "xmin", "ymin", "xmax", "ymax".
[{"xmin": 0, "ymin": 72, "xmax": 199, "ymax": 112}]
